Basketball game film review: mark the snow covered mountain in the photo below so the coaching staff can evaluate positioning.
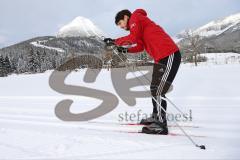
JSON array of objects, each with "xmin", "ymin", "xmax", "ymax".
[
  {"xmin": 177, "ymin": 13, "xmax": 240, "ymax": 38},
  {"xmin": 177, "ymin": 12, "xmax": 240, "ymax": 53},
  {"xmin": 0, "ymin": 36, "xmax": 105, "ymax": 75},
  {"xmin": 57, "ymin": 16, "xmax": 105, "ymax": 38},
  {"xmin": 194, "ymin": 13, "xmax": 240, "ymax": 37},
  {"xmin": 0, "ymin": 16, "xmax": 109, "ymax": 75}
]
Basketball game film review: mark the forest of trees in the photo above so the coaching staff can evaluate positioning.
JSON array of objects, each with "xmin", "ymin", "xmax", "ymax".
[
  {"xmin": 0, "ymin": 55, "xmax": 14, "ymax": 77},
  {"xmin": 0, "ymin": 36, "xmax": 156, "ymax": 77},
  {"xmin": 0, "ymin": 36, "xmax": 109, "ymax": 77},
  {"xmin": 0, "ymin": 47, "xmax": 66, "ymax": 77}
]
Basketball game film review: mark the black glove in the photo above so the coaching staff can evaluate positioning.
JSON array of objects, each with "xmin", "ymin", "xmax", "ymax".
[
  {"xmin": 104, "ymin": 38, "xmax": 115, "ymax": 46},
  {"xmin": 117, "ymin": 46, "xmax": 128, "ymax": 53}
]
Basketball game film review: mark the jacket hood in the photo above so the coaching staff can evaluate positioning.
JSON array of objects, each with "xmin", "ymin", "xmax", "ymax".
[{"xmin": 133, "ymin": 9, "xmax": 147, "ymax": 16}]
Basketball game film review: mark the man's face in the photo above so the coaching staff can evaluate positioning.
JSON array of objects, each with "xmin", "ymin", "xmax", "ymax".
[{"xmin": 117, "ymin": 15, "xmax": 129, "ymax": 31}]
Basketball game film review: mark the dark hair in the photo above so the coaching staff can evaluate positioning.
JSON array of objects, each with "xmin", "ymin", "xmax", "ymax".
[{"xmin": 115, "ymin": 9, "xmax": 132, "ymax": 25}]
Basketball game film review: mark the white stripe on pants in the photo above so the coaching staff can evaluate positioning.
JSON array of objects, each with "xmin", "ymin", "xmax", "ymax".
[{"xmin": 156, "ymin": 54, "xmax": 174, "ymax": 122}]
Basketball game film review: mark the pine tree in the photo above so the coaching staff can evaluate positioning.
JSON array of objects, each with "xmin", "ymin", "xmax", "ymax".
[
  {"xmin": 0, "ymin": 55, "xmax": 7, "ymax": 77},
  {"xmin": 3, "ymin": 56, "xmax": 12, "ymax": 74},
  {"xmin": 10, "ymin": 59, "xmax": 17, "ymax": 73},
  {"xmin": 27, "ymin": 48, "xmax": 40, "ymax": 73},
  {"xmin": 35, "ymin": 50, "xmax": 42, "ymax": 72},
  {"xmin": 28, "ymin": 48, "xmax": 35, "ymax": 72}
]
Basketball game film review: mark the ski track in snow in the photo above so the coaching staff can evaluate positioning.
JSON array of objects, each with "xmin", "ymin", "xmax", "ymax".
[
  {"xmin": 0, "ymin": 58, "xmax": 240, "ymax": 159},
  {"xmin": 30, "ymin": 40, "xmax": 65, "ymax": 53}
]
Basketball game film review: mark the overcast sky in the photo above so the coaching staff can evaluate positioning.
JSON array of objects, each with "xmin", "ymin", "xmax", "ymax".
[{"xmin": 0, "ymin": 0, "xmax": 239, "ymax": 48}]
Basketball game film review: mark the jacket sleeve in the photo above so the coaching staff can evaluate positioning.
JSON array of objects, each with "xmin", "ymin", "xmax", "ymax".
[
  {"xmin": 115, "ymin": 16, "xmax": 142, "ymax": 46},
  {"xmin": 128, "ymin": 40, "xmax": 144, "ymax": 53}
]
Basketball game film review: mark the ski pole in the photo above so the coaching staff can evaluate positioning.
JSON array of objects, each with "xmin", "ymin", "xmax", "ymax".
[
  {"xmin": 101, "ymin": 36, "xmax": 186, "ymax": 115},
  {"xmin": 102, "ymin": 39, "xmax": 206, "ymax": 150}
]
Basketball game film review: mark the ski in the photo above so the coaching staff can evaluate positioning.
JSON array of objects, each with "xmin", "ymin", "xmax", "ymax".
[
  {"xmin": 88, "ymin": 121, "xmax": 200, "ymax": 129},
  {"xmin": 78, "ymin": 125, "xmax": 206, "ymax": 138},
  {"xmin": 77, "ymin": 121, "xmax": 205, "ymax": 138},
  {"xmin": 120, "ymin": 123, "xmax": 200, "ymax": 128},
  {"xmin": 118, "ymin": 130, "xmax": 206, "ymax": 138}
]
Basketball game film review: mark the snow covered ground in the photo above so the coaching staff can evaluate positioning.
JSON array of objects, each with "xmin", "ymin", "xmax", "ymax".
[
  {"xmin": 0, "ymin": 53, "xmax": 240, "ymax": 159},
  {"xmin": 200, "ymin": 53, "xmax": 240, "ymax": 65}
]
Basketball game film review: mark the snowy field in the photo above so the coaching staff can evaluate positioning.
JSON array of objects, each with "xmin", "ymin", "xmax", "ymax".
[{"xmin": 0, "ymin": 53, "xmax": 240, "ymax": 159}]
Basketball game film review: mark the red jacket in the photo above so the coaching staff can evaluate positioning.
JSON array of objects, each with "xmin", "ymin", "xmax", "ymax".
[{"xmin": 115, "ymin": 9, "xmax": 179, "ymax": 63}]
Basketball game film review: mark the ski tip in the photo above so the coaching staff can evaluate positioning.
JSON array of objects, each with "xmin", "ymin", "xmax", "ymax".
[
  {"xmin": 120, "ymin": 123, "xmax": 144, "ymax": 126},
  {"xmin": 198, "ymin": 145, "xmax": 206, "ymax": 150}
]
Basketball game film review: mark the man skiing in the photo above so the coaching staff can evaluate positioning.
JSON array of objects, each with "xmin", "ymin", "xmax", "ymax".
[{"xmin": 104, "ymin": 9, "xmax": 181, "ymax": 135}]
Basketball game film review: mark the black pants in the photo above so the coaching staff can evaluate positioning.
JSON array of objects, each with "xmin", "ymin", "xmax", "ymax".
[{"xmin": 150, "ymin": 51, "xmax": 181, "ymax": 124}]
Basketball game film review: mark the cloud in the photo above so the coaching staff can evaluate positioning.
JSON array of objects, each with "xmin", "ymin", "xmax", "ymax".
[
  {"xmin": 0, "ymin": 35, "xmax": 7, "ymax": 48},
  {"xmin": 0, "ymin": 35, "xmax": 6, "ymax": 44},
  {"xmin": 0, "ymin": 0, "xmax": 239, "ymax": 46}
]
